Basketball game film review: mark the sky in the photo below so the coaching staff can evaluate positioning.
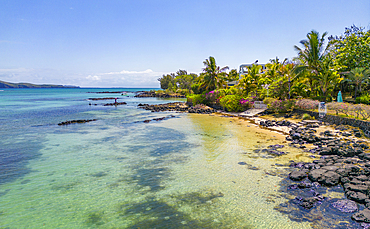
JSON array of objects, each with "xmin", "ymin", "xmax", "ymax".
[{"xmin": 0, "ymin": 0, "xmax": 369, "ymax": 88}]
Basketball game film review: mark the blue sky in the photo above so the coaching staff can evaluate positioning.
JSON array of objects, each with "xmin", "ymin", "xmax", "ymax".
[{"xmin": 1, "ymin": 0, "xmax": 369, "ymax": 87}]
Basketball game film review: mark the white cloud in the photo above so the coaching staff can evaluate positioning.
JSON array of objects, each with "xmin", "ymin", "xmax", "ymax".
[
  {"xmin": 104, "ymin": 69, "xmax": 154, "ymax": 75},
  {"xmin": 86, "ymin": 75, "xmax": 101, "ymax": 81}
]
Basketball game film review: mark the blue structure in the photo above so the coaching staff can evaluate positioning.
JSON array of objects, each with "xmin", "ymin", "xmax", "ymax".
[{"xmin": 337, "ymin": 91, "xmax": 343, "ymax": 103}]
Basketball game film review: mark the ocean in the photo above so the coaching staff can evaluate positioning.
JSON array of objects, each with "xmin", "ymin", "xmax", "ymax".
[{"xmin": 0, "ymin": 88, "xmax": 315, "ymax": 228}]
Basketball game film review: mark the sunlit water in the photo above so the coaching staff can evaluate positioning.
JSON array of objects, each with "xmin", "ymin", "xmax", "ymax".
[{"xmin": 0, "ymin": 88, "xmax": 315, "ymax": 228}]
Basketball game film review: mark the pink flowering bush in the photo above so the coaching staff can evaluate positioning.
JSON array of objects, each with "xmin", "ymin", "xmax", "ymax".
[
  {"xmin": 205, "ymin": 90, "xmax": 220, "ymax": 105},
  {"xmin": 295, "ymin": 99, "xmax": 320, "ymax": 110},
  {"xmin": 327, "ymin": 102, "xmax": 370, "ymax": 120},
  {"xmin": 269, "ymin": 99, "xmax": 296, "ymax": 113},
  {"xmin": 240, "ymin": 98, "xmax": 254, "ymax": 110},
  {"xmin": 327, "ymin": 102, "xmax": 350, "ymax": 116}
]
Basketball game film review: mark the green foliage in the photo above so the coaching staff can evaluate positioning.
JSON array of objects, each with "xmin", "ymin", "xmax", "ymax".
[
  {"xmin": 356, "ymin": 94, "xmax": 370, "ymax": 105},
  {"xmin": 158, "ymin": 74, "xmax": 175, "ymax": 90},
  {"xmin": 345, "ymin": 67, "xmax": 370, "ymax": 99},
  {"xmin": 191, "ymin": 83, "xmax": 203, "ymax": 94},
  {"xmin": 302, "ymin": 113, "xmax": 315, "ymax": 120},
  {"xmin": 201, "ymin": 56, "xmax": 229, "ymax": 92},
  {"xmin": 226, "ymin": 69, "xmax": 239, "ymax": 82},
  {"xmin": 237, "ymin": 64, "xmax": 263, "ymax": 97},
  {"xmin": 188, "ymin": 94, "xmax": 205, "ymax": 105},
  {"xmin": 219, "ymin": 95, "xmax": 243, "ymax": 112},
  {"xmin": 175, "ymin": 89, "xmax": 190, "ymax": 96},
  {"xmin": 263, "ymin": 97, "xmax": 277, "ymax": 107},
  {"xmin": 329, "ymin": 25, "xmax": 370, "ymax": 71}
]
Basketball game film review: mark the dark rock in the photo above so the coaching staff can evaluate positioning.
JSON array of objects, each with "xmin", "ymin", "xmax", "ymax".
[
  {"xmin": 297, "ymin": 180, "xmax": 312, "ymax": 189},
  {"xmin": 289, "ymin": 170, "xmax": 307, "ymax": 181},
  {"xmin": 346, "ymin": 191, "xmax": 368, "ymax": 204},
  {"xmin": 58, "ymin": 119, "xmax": 97, "ymax": 126},
  {"xmin": 299, "ymin": 197, "xmax": 318, "ymax": 209},
  {"xmin": 103, "ymin": 102, "xmax": 127, "ymax": 106},
  {"xmin": 352, "ymin": 208, "xmax": 370, "ymax": 223},
  {"xmin": 318, "ymin": 171, "xmax": 340, "ymax": 186},
  {"xmin": 308, "ymin": 169, "xmax": 327, "ymax": 182},
  {"xmin": 344, "ymin": 183, "xmax": 369, "ymax": 194}
]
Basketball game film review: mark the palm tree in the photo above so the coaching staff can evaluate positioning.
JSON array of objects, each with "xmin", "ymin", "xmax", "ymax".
[
  {"xmin": 313, "ymin": 56, "xmax": 342, "ymax": 101},
  {"xmin": 346, "ymin": 67, "xmax": 370, "ymax": 99},
  {"xmin": 201, "ymin": 56, "xmax": 229, "ymax": 92},
  {"xmin": 293, "ymin": 30, "xmax": 331, "ymax": 96},
  {"xmin": 278, "ymin": 62, "xmax": 295, "ymax": 99}
]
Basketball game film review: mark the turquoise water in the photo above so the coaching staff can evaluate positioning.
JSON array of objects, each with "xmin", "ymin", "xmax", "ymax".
[{"xmin": 0, "ymin": 88, "xmax": 315, "ymax": 228}]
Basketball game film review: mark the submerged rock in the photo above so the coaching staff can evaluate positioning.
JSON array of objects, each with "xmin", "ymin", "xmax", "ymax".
[
  {"xmin": 58, "ymin": 119, "xmax": 97, "ymax": 125},
  {"xmin": 331, "ymin": 199, "xmax": 358, "ymax": 213}
]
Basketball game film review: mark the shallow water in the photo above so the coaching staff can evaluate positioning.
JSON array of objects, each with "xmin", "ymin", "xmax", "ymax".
[{"xmin": 0, "ymin": 88, "xmax": 316, "ymax": 228}]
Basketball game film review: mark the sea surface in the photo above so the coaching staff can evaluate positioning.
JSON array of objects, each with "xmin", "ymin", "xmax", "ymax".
[{"xmin": 0, "ymin": 88, "xmax": 318, "ymax": 228}]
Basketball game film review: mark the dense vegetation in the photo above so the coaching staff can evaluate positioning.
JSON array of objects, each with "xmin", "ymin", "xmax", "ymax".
[{"xmin": 158, "ymin": 25, "xmax": 370, "ymax": 113}]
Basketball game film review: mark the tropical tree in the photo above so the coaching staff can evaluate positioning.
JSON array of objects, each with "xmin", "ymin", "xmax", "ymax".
[
  {"xmin": 329, "ymin": 25, "xmax": 370, "ymax": 71},
  {"xmin": 238, "ymin": 64, "xmax": 262, "ymax": 97},
  {"xmin": 291, "ymin": 81, "xmax": 309, "ymax": 98},
  {"xmin": 345, "ymin": 67, "xmax": 370, "ymax": 99},
  {"xmin": 201, "ymin": 56, "xmax": 229, "ymax": 92},
  {"xmin": 176, "ymin": 73, "xmax": 198, "ymax": 93},
  {"xmin": 293, "ymin": 30, "xmax": 331, "ymax": 95},
  {"xmin": 225, "ymin": 69, "xmax": 239, "ymax": 83},
  {"xmin": 158, "ymin": 73, "xmax": 176, "ymax": 90},
  {"xmin": 313, "ymin": 56, "xmax": 342, "ymax": 101}
]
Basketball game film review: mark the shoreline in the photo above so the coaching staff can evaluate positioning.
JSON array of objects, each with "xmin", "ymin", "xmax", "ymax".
[{"xmin": 139, "ymin": 101, "xmax": 370, "ymax": 225}]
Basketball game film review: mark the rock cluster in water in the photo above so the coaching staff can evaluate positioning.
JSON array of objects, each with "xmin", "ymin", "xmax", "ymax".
[
  {"xmin": 134, "ymin": 91, "xmax": 186, "ymax": 98},
  {"xmin": 103, "ymin": 102, "xmax": 127, "ymax": 106},
  {"xmin": 58, "ymin": 119, "xmax": 97, "ymax": 126},
  {"xmin": 140, "ymin": 115, "xmax": 176, "ymax": 123},
  {"xmin": 138, "ymin": 102, "xmax": 216, "ymax": 114},
  {"xmin": 285, "ymin": 125, "xmax": 370, "ymax": 222},
  {"xmin": 88, "ymin": 97, "xmax": 118, "ymax": 100}
]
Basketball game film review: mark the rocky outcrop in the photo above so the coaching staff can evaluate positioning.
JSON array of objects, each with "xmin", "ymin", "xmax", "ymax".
[
  {"xmin": 293, "ymin": 109, "xmax": 370, "ymax": 138},
  {"xmin": 89, "ymin": 97, "xmax": 117, "ymax": 100},
  {"xmin": 283, "ymin": 122, "xmax": 370, "ymax": 223},
  {"xmin": 103, "ymin": 102, "xmax": 127, "ymax": 106},
  {"xmin": 58, "ymin": 119, "xmax": 97, "ymax": 125},
  {"xmin": 138, "ymin": 102, "xmax": 216, "ymax": 114}
]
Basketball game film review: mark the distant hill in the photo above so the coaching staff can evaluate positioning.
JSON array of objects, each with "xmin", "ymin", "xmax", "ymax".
[{"xmin": 0, "ymin": 80, "xmax": 80, "ymax": 88}]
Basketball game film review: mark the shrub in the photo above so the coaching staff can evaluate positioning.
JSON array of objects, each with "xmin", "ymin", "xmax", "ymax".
[
  {"xmin": 263, "ymin": 97, "xmax": 277, "ymax": 107},
  {"xmin": 240, "ymin": 98, "xmax": 254, "ymax": 110},
  {"xmin": 302, "ymin": 113, "xmax": 314, "ymax": 120},
  {"xmin": 356, "ymin": 94, "xmax": 370, "ymax": 105},
  {"xmin": 175, "ymin": 89, "xmax": 189, "ymax": 96},
  {"xmin": 191, "ymin": 83, "xmax": 203, "ymax": 94},
  {"xmin": 188, "ymin": 94, "xmax": 205, "ymax": 105},
  {"xmin": 327, "ymin": 102, "xmax": 351, "ymax": 116},
  {"xmin": 269, "ymin": 99, "xmax": 296, "ymax": 113},
  {"xmin": 356, "ymin": 104, "xmax": 370, "ymax": 120},
  {"xmin": 295, "ymin": 99, "xmax": 320, "ymax": 110},
  {"xmin": 205, "ymin": 90, "xmax": 219, "ymax": 105},
  {"xmin": 326, "ymin": 102, "xmax": 370, "ymax": 120},
  {"xmin": 220, "ymin": 95, "xmax": 243, "ymax": 112}
]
